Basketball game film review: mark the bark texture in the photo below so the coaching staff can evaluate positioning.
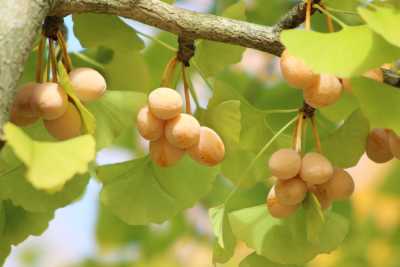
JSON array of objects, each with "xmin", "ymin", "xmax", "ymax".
[{"xmin": 0, "ymin": 0, "xmax": 398, "ymax": 134}]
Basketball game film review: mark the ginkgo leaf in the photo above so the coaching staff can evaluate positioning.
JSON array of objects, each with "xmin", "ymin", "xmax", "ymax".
[
  {"xmin": 209, "ymin": 205, "xmax": 236, "ymax": 263},
  {"xmin": 73, "ymin": 14, "xmax": 144, "ymax": 52},
  {"xmin": 194, "ymin": 1, "xmax": 246, "ymax": 77},
  {"xmin": 303, "ymin": 193, "xmax": 325, "ymax": 245},
  {"xmin": 98, "ymin": 156, "xmax": 219, "ymax": 225},
  {"xmin": 204, "ymin": 100, "xmax": 241, "ymax": 145},
  {"xmin": 358, "ymin": 5, "xmax": 400, "ymax": 47},
  {"xmin": 281, "ymin": 25, "xmax": 400, "ymax": 77},
  {"xmin": 0, "ymin": 147, "xmax": 89, "ymax": 212},
  {"xmin": 58, "ymin": 63, "xmax": 96, "ymax": 134},
  {"xmin": 321, "ymin": 109, "xmax": 370, "ymax": 168},
  {"xmin": 239, "ymin": 253, "xmax": 300, "ymax": 267},
  {"xmin": 229, "ymin": 205, "xmax": 349, "ymax": 265},
  {"xmin": 4, "ymin": 123, "xmax": 95, "ymax": 191},
  {"xmin": 351, "ymin": 77, "xmax": 400, "ymax": 134},
  {"xmin": 0, "ymin": 201, "xmax": 53, "ymax": 246},
  {"xmin": 86, "ymin": 90, "xmax": 147, "ymax": 149}
]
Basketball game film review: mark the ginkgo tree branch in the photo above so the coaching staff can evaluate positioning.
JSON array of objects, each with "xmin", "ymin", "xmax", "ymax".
[
  {"xmin": 0, "ymin": 0, "xmax": 398, "ymax": 135},
  {"xmin": 52, "ymin": 0, "xmax": 317, "ymax": 56}
]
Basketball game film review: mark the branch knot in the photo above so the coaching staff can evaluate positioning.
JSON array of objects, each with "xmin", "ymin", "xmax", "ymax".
[
  {"xmin": 43, "ymin": 16, "xmax": 64, "ymax": 40},
  {"xmin": 177, "ymin": 35, "xmax": 195, "ymax": 67}
]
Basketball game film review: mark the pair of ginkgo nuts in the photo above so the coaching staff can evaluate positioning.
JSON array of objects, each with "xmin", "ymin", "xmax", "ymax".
[
  {"xmin": 137, "ymin": 87, "xmax": 225, "ymax": 167},
  {"xmin": 280, "ymin": 49, "xmax": 384, "ymax": 108},
  {"xmin": 10, "ymin": 67, "xmax": 106, "ymax": 140},
  {"xmin": 366, "ymin": 128, "xmax": 400, "ymax": 163},
  {"xmin": 280, "ymin": 49, "xmax": 343, "ymax": 108},
  {"xmin": 266, "ymin": 148, "xmax": 355, "ymax": 218}
]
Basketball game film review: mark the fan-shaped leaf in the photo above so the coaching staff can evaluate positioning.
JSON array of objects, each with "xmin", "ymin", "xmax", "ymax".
[
  {"xmin": 4, "ymin": 123, "xmax": 95, "ymax": 191},
  {"xmin": 98, "ymin": 156, "xmax": 219, "ymax": 225}
]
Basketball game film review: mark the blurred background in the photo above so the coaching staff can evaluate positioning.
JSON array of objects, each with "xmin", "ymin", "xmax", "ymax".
[{"xmin": 5, "ymin": 0, "xmax": 400, "ymax": 266}]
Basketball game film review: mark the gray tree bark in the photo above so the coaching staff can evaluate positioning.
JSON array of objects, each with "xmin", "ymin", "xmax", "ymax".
[{"xmin": 0, "ymin": 0, "xmax": 398, "ymax": 136}]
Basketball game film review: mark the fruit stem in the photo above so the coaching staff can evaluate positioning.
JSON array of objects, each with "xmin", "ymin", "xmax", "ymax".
[
  {"xmin": 326, "ymin": 13, "xmax": 335, "ymax": 33},
  {"xmin": 35, "ymin": 34, "xmax": 46, "ymax": 83},
  {"xmin": 57, "ymin": 31, "xmax": 73, "ymax": 73},
  {"xmin": 186, "ymin": 68, "xmax": 201, "ymax": 109},
  {"xmin": 161, "ymin": 55, "xmax": 178, "ymax": 87},
  {"xmin": 181, "ymin": 63, "xmax": 191, "ymax": 114},
  {"xmin": 313, "ymin": 4, "xmax": 347, "ymax": 28},
  {"xmin": 136, "ymin": 31, "xmax": 178, "ymax": 52},
  {"xmin": 305, "ymin": 0, "xmax": 312, "ymax": 31},
  {"xmin": 311, "ymin": 116, "xmax": 322, "ymax": 153},
  {"xmin": 48, "ymin": 39, "xmax": 58, "ymax": 83},
  {"xmin": 224, "ymin": 115, "xmax": 298, "ymax": 204},
  {"xmin": 293, "ymin": 112, "xmax": 304, "ymax": 153}
]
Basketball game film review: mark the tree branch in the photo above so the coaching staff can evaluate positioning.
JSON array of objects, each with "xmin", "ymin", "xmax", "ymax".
[
  {"xmin": 52, "ymin": 0, "xmax": 313, "ymax": 56},
  {"xmin": 0, "ymin": 0, "xmax": 399, "ymax": 135}
]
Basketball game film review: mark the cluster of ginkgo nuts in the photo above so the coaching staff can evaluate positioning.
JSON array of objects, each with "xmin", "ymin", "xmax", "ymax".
[
  {"xmin": 266, "ymin": 149, "xmax": 355, "ymax": 219},
  {"xmin": 280, "ymin": 49, "xmax": 383, "ymax": 108},
  {"xmin": 10, "ymin": 68, "xmax": 106, "ymax": 140},
  {"xmin": 137, "ymin": 87, "xmax": 225, "ymax": 167},
  {"xmin": 366, "ymin": 128, "xmax": 400, "ymax": 163}
]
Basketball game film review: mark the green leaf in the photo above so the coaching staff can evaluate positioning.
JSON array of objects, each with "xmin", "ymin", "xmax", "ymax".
[
  {"xmin": 209, "ymin": 205, "xmax": 236, "ymax": 263},
  {"xmin": 0, "ymin": 200, "xmax": 53, "ymax": 246},
  {"xmin": 205, "ymin": 80, "xmax": 279, "ymax": 187},
  {"xmin": 303, "ymin": 193, "xmax": 325, "ymax": 245},
  {"xmin": 239, "ymin": 253, "xmax": 300, "ymax": 267},
  {"xmin": 321, "ymin": 109, "xmax": 370, "ymax": 168},
  {"xmin": 194, "ymin": 1, "xmax": 246, "ymax": 77},
  {"xmin": 0, "ymin": 202, "xmax": 5, "ymax": 236},
  {"xmin": 281, "ymin": 25, "xmax": 400, "ymax": 77},
  {"xmin": 143, "ymin": 32, "xmax": 177, "ymax": 89},
  {"xmin": 0, "ymin": 148, "xmax": 89, "ymax": 212},
  {"xmin": 358, "ymin": 5, "xmax": 400, "ymax": 47},
  {"xmin": 4, "ymin": 123, "xmax": 95, "ymax": 191},
  {"xmin": 319, "ymin": 90, "xmax": 359, "ymax": 123},
  {"xmin": 352, "ymin": 77, "xmax": 400, "ymax": 134},
  {"xmin": 96, "ymin": 204, "xmax": 149, "ymax": 249},
  {"xmin": 58, "ymin": 63, "xmax": 96, "ymax": 135},
  {"xmin": 204, "ymin": 100, "xmax": 241, "ymax": 145},
  {"xmin": 86, "ymin": 90, "xmax": 147, "ymax": 150},
  {"xmin": 98, "ymin": 156, "xmax": 219, "ymax": 225},
  {"xmin": 229, "ymin": 205, "xmax": 349, "ymax": 264},
  {"xmin": 104, "ymin": 51, "xmax": 151, "ymax": 92},
  {"xmin": 72, "ymin": 14, "xmax": 144, "ymax": 51}
]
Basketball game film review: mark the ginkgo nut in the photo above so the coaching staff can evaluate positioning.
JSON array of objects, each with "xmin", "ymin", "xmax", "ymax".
[
  {"xmin": 188, "ymin": 126, "xmax": 225, "ymax": 166},
  {"xmin": 148, "ymin": 87, "xmax": 182, "ymax": 120},
  {"xmin": 137, "ymin": 106, "xmax": 164, "ymax": 141},
  {"xmin": 303, "ymin": 74, "xmax": 342, "ymax": 108},
  {"xmin": 69, "ymin": 67, "xmax": 107, "ymax": 102},
  {"xmin": 320, "ymin": 168, "xmax": 355, "ymax": 200},
  {"xmin": 44, "ymin": 102, "xmax": 82, "ymax": 140},
  {"xmin": 30, "ymin": 82, "xmax": 68, "ymax": 120},
  {"xmin": 275, "ymin": 177, "xmax": 307, "ymax": 205},
  {"xmin": 300, "ymin": 152, "xmax": 333, "ymax": 185},
  {"xmin": 268, "ymin": 148, "xmax": 301, "ymax": 180},
  {"xmin": 150, "ymin": 136, "xmax": 185, "ymax": 167},
  {"xmin": 165, "ymin": 113, "xmax": 200, "ymax": 149},
  {"xmin": 366, "ymin": 128, "xmax": 393, "ymax": 163},
  {"xmin": 280, "ymin": 49, "xmax": 319, "ymax": 89},
  {"xmin": 266, "ymin": 186, "xmax": 299, "ymax": 219}
]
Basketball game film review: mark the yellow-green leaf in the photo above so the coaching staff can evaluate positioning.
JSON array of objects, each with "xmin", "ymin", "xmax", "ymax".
[{"xmin": 4, "ymin": 123, "xmax": 95, "ymax": 191}]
